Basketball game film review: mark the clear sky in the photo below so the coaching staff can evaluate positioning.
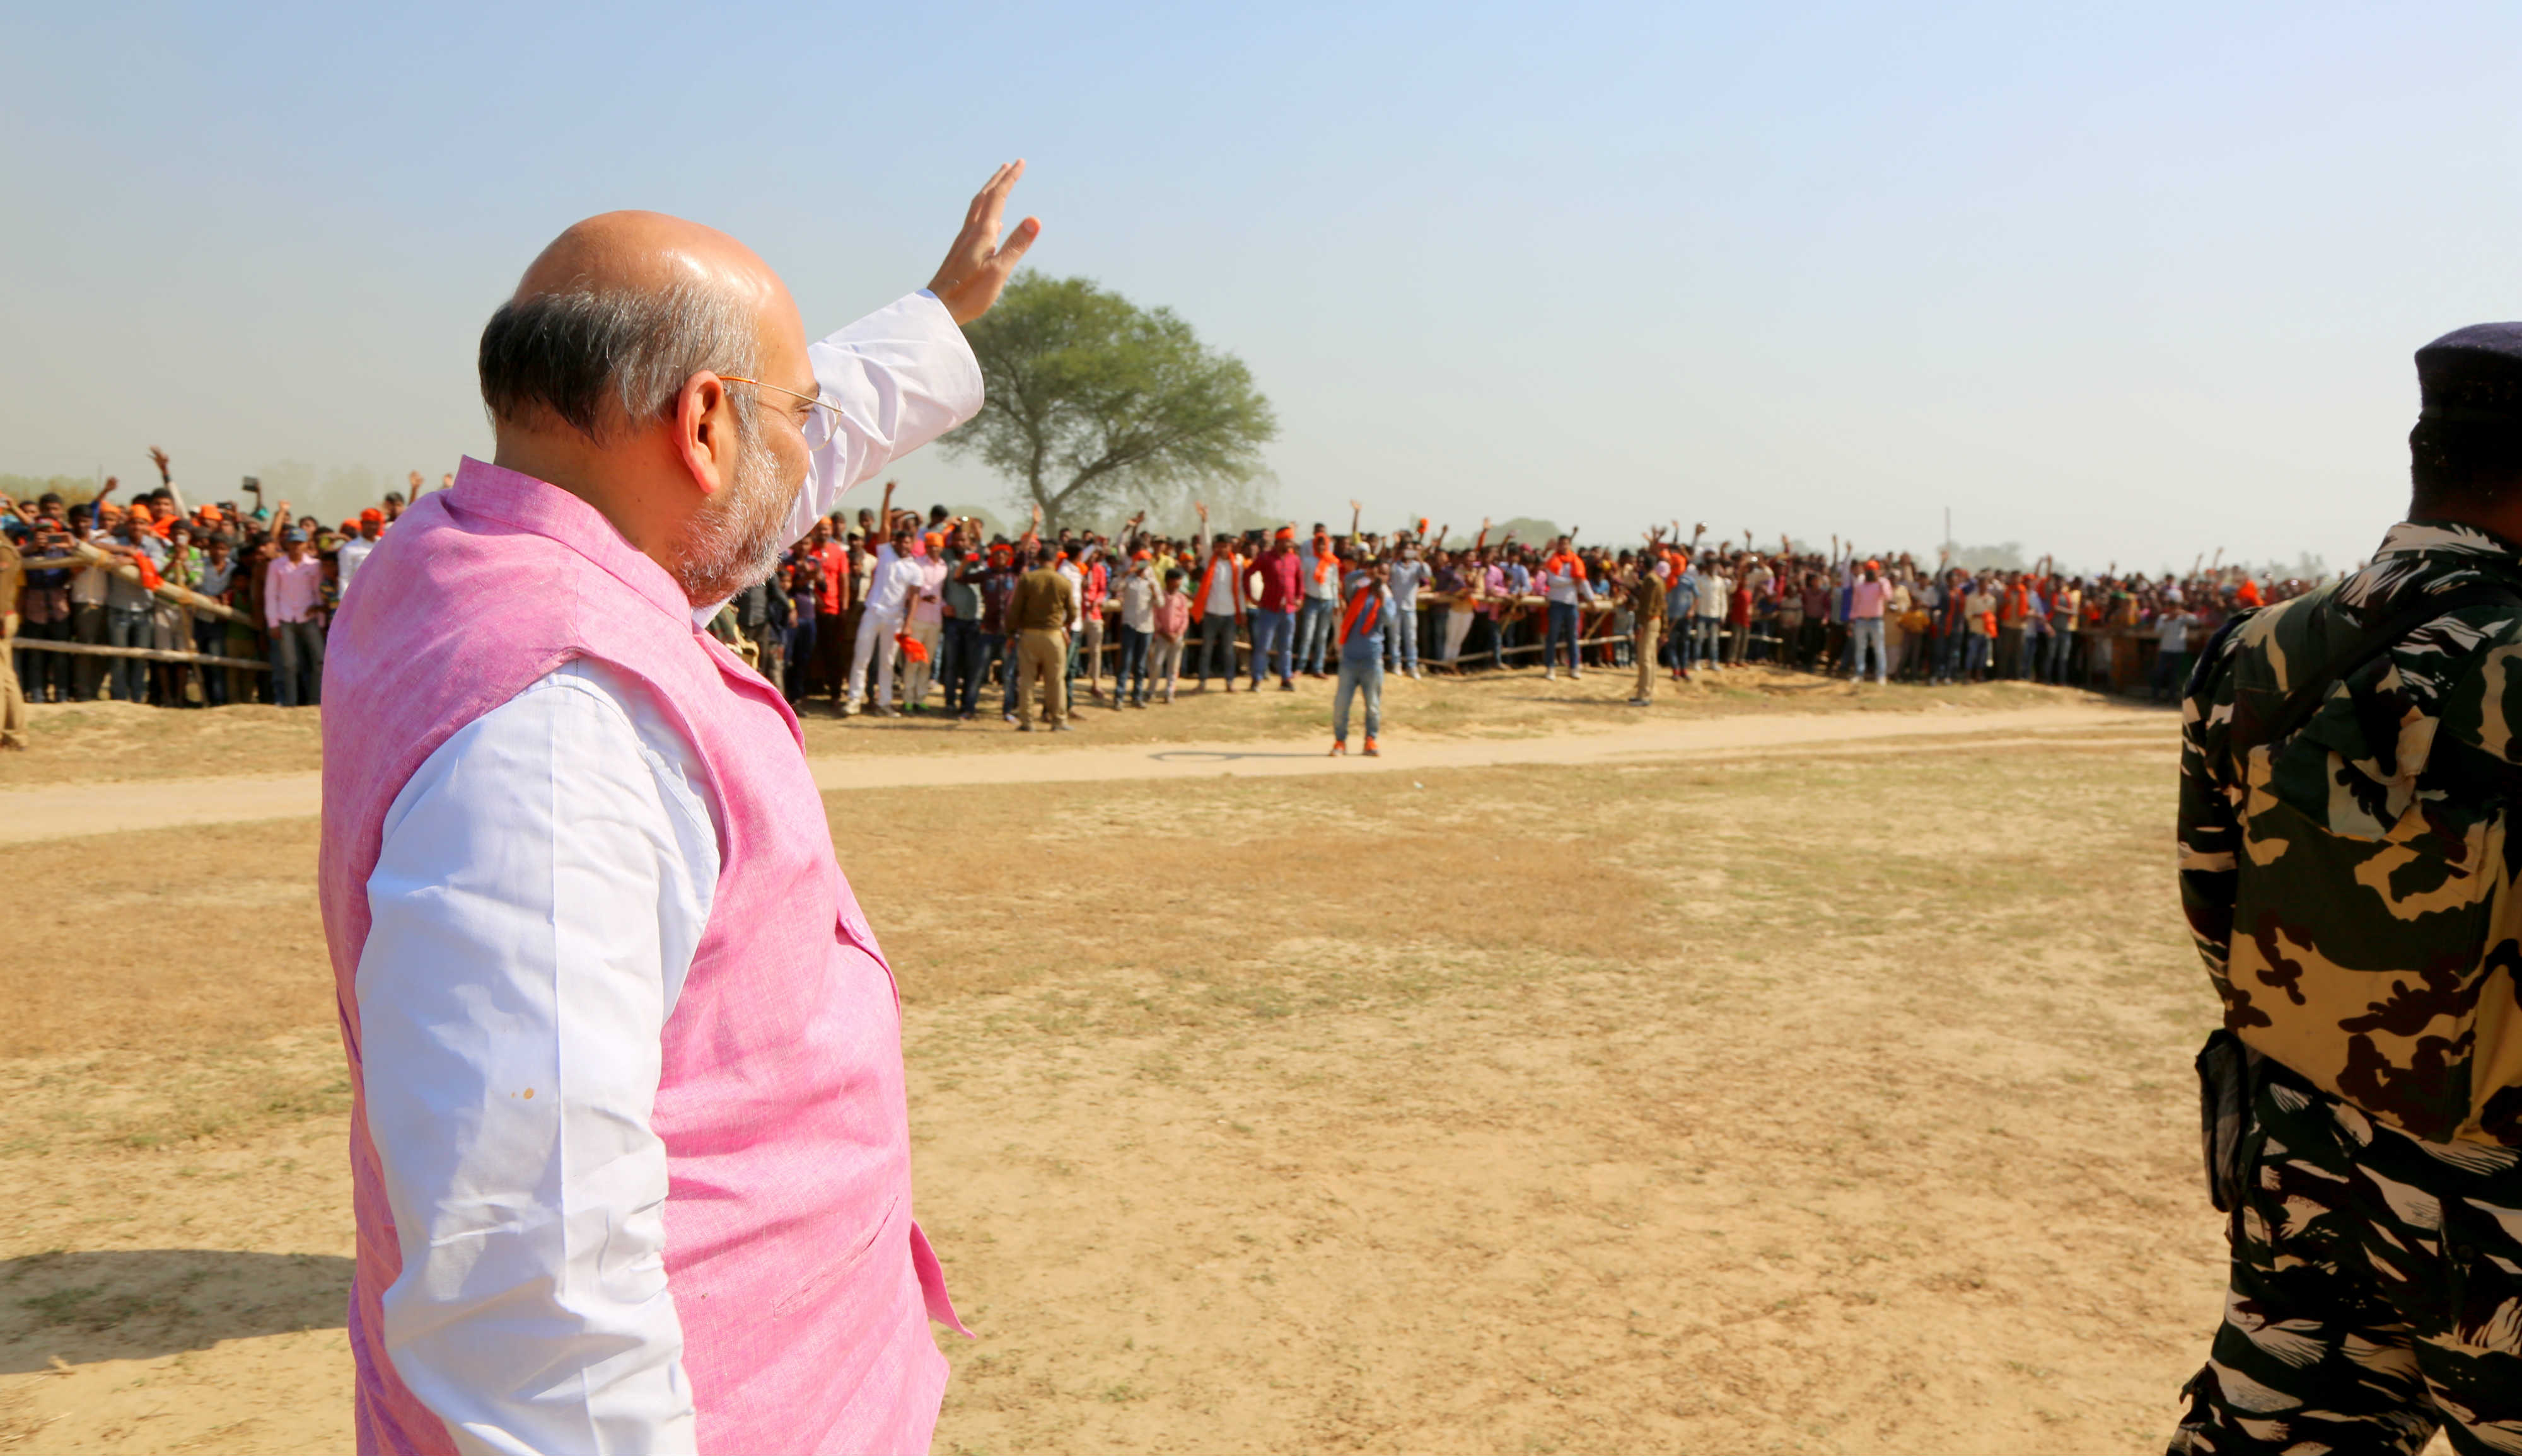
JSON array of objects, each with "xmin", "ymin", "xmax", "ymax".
[{"xmin": 6, "ymin": 2, "xmax": 2518, "ymax": 574}]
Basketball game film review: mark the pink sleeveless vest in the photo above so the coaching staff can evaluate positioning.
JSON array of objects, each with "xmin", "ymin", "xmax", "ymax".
[{"xmin": 318, "ymin": 459, "xmax": 962, "ymax": 1455}]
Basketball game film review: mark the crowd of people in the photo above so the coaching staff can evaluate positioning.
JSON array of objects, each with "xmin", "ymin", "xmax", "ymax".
[
  {"xmin": 0, "ymin": 454, "xmax": 2315, "ymax": 751},
  {"xmin": 732, "ymin": 497, "xmax": 2314, "ymax": 733},
  {"xmin": 0, "ymin": 455, "xmax": 446, "ymax": 718}
]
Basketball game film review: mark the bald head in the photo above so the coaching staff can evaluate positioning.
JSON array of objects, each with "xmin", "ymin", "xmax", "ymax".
[
  {"xmin": 479, "ymin": 211, "xmax": 824, "ymax": 606},
  {"xmin": 514, "ymin": 211, "xmax": 787, "ymax": 320},
  {"xmin": 479, "ymin": 210, "xmax": 808, "ymax": 443}
]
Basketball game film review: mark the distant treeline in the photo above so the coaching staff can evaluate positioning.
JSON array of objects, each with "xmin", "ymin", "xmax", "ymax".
[{"xmin": 1, "ymin": 474, "xmax": 102, "ymax": 505}]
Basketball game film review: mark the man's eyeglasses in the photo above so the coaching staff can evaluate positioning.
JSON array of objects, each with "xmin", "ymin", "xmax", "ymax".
[{"xmin": 718, "ymin": 376, "xmax": 848, "ymax": 439}]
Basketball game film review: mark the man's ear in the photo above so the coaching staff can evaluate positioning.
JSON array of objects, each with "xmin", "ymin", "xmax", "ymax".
[{"xmin": 673, "ymin": 373, "xmax": 737, "ymax": 498}]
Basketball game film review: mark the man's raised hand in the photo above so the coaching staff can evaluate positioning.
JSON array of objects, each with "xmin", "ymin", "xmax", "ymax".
[{"xmin": 928, "ymin": 161, "xmax": 1043, "ymax": 326}]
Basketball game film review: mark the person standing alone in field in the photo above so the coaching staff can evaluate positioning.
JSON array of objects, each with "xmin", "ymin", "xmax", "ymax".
[
  {"xmin": 1330, "ymin": 552, "xmax": 1392, "ymax": 756},
  {"xmin": 2169, "ymin": 322, "xmax": 2522, "ymax": 1454},
  {"xmin": 1009, "ymin": 538, "xmax": 1076, "ymax": 731},
  {"xmin": 317, "ymin": 164, "xmax": 1038, "ymax": 1455}
]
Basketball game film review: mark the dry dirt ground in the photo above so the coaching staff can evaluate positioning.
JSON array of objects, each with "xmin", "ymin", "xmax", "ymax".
[
  {"xmin": 0, "ymin": 689, "xmax": 2312, "ymax": 1454},
  {"xmin": 0, "ymin": 664, "xmax": 2095, "ymax": 787}
]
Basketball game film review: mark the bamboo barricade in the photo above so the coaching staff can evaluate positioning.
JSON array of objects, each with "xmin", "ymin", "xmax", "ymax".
[
  {"xmin": 18, "ymin": 543, "xmax": 251, "ymax": 625},
  {"xmin": 8, "ymin": 638, "xmax": 270, "ymax": 672}
]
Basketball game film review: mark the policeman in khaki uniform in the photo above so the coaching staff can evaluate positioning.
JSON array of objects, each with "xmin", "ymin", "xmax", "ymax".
[
  {"xmin": 1008, "ymin": 540, "xmax": 1077, "ymax": 732},
  {"xmin": 2173, "ymin": 324, "xmax": 2522, "ymax": 1453}
]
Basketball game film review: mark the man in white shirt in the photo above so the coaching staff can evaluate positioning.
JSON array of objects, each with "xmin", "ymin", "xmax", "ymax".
[
  {"xmin": 847, "ymin": 519, "xmax": 926, "ymax": 716},
  {"xmin": 1384, "ymin": 540, "xmax": 1429, "ymax": 678},
  {"xmin": 336, "ymin": 509, "xmax": 384, "ymax": 594},
  {"xmin": 330, "ymin": 168, "xmax": 1038, "ymax": 1454},
  {"xmin": 1055, "ymin": 543, "xmax": 1087, "ymax": 712},
  {"xmin": 1114, "ymin": 550, "xmax": 1159, "ymax": 706},
  {"xmin": 1693, "ymin": 553, "xmax": 1729, "ymax": 672},
  {"xmin": 1296, "ymin": 524, "xmax": 1342, "ymax": 678}
]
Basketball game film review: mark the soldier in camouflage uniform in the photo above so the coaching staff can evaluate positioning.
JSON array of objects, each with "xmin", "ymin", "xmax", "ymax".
[{"xmin": 2171, "ymin": 324, "xmax": 2522, "ymax": 1454}]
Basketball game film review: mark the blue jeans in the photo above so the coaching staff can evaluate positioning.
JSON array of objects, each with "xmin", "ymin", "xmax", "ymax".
[
  {"xmin": 1848, "ymin": 617, "xmax": 1886, "ymax": 681},
  {"xmin": 270, "ymin": 618, "xmax": 324, "ymax": 707},
  {"xmin": 1935, "ymin": 630, "xmax": 1965, "ymax": 683},
  {"xmin": 194, "ymin": 616, "xmax": 230, "ymax": 706},
  {"xmin": 784, "ymin": 616, "xmax": 817, "ymax": 702},
  {"xmin": 1117, "ymin": 623, "xmax": 1151, "ymax": 702},
  {"xmin": 965, "ymin": 630, "xmax": 1002, "ymax": 715},
  {"xmin": 2153, "ymin": 647, "xmax": 2192, "ymax": 702},
  {"xmin": 1200, "ymin": 613, "xmax": 1240, "ymax": 685},
  {"xmin": 1295, "ymin": 598, "xmax": 1335, "ymax": 675},
  {"xmin": 106, "ymin": 606, "xmax": 153, "ymax": 702},
  {"xmin": 1963, "ymin": 634, "xmax": 1992, "ymax": 678},
  {"xmin": 1334, "ymin": 656, "xmax": 1383, "ymax": 741},
  {"xmin": 1249, "ymin": 608, "xmax": 1293, "ymax": 685},
  {"xmin": 1385, "ymin": 599, "xmax": 1422, "ymax": 672},
  {"xmin": 1692, "ymin": 616, "xmax": 1722, "ymax": 668},
  {"xmin": 939, "ymin": 618, "xmax": 980, "ymax": 713},
  {"xmin": 1545, "ymin": 601, "xmax": 1581, "ymax": 674}
]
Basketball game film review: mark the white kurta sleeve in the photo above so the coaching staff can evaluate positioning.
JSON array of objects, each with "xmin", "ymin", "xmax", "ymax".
[
  {"xmin": 358, "ymin": 659, "xmax": 721, "ymax": 1456},
  {"xmin": 784, "ymin": 289, "xmax": 985, "ymax": 545}
]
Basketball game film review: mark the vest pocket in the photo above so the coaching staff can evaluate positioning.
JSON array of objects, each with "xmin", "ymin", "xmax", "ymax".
[
  {"xmin": 2229, "ymin": 783, "xmax": 2501, "ymax": 1143},
  {"xmin": 772, "ymin": 1192, "xmax": 902, "ymax": 1317}
]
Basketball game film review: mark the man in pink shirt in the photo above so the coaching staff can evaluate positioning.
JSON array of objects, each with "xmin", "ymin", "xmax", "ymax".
[
  {"xmin": 264, "ymin": 529, "xmax": 326, "ymax": 707},
  {"xmin": 1847, "ymin": 558, "xmax": 1890, "ymax": 685}
]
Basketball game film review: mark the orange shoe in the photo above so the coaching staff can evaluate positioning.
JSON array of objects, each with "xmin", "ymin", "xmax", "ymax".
[
  {"xmin": 1362, "ymin": 736, "xmax": 1380, "ymax": 757},
  {"xmin": 1329, "ymin": 739, "xmax": 1346, "ymax": 756}
]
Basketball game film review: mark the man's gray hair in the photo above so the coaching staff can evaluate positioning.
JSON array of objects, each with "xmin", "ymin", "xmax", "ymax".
[{"xmin": 478, "ymin": 279, "xmax": 759, "ymax": 442}]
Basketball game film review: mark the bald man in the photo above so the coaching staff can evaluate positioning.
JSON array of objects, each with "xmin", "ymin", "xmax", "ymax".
[{"xmin": 317, "ymin": 166, "xmax": 1039, "ymax": 1455}]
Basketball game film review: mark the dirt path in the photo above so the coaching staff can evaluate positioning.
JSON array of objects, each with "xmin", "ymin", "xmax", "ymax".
[{"xmin": 0, "ymin": 703, "xmax": 2172, "ymax": 844}]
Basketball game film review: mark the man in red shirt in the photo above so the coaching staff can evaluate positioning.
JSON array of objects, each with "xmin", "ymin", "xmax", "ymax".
[
  {"xmin": 1248, "ymin": 526, "xmax": 1303, "ymax": 691},
  {"xmin": 810, "ymin": 519, "xmax": 851, "ymax": 710}
]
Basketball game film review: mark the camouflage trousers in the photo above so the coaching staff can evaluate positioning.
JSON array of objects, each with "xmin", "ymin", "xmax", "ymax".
[{"xmin": 2170, "ymin": 1053, "xmax": 2522, "ymax": 1455}]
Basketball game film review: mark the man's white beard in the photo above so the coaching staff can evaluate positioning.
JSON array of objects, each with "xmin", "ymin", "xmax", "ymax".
[{"xmin": 672, "ymin": 418, "xmax": 790, "ymax": 608}]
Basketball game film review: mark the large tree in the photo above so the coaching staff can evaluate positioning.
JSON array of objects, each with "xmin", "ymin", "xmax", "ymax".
[{"xmin": 942, "ymin": 273, "xmax": 1276, "ymax": 532}]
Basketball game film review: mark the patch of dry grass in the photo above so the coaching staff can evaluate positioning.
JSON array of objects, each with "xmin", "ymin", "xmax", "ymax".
[
  {"xmin": 0, "ymin": 819, "xmax": 328, "ymax": 1058},
  {"xmin": 0, "ymin": 700, "xmax": 325, "ymax": 786},
  {"xmin": 0, "ymin": 736, "xmax": 2229, "ymax": 1454},
  {"xmin": 1, "ymin": 666, "xmax": 2104, "ymax": 785}
]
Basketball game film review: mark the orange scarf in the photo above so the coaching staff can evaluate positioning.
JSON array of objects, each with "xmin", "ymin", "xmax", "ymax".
[
  {"xmin": 1201, "ymin": 551, "xmax": 1240, "ymax": 610},
  {"xmin": 1339, "ymin": 579, "xmax": 1380, "ymax": 643}
]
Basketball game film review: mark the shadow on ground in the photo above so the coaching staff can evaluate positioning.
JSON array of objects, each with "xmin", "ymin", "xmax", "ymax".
[{"xmin": 0, "ymin": 1249, "xmax": 350, "ymax": 1371}]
